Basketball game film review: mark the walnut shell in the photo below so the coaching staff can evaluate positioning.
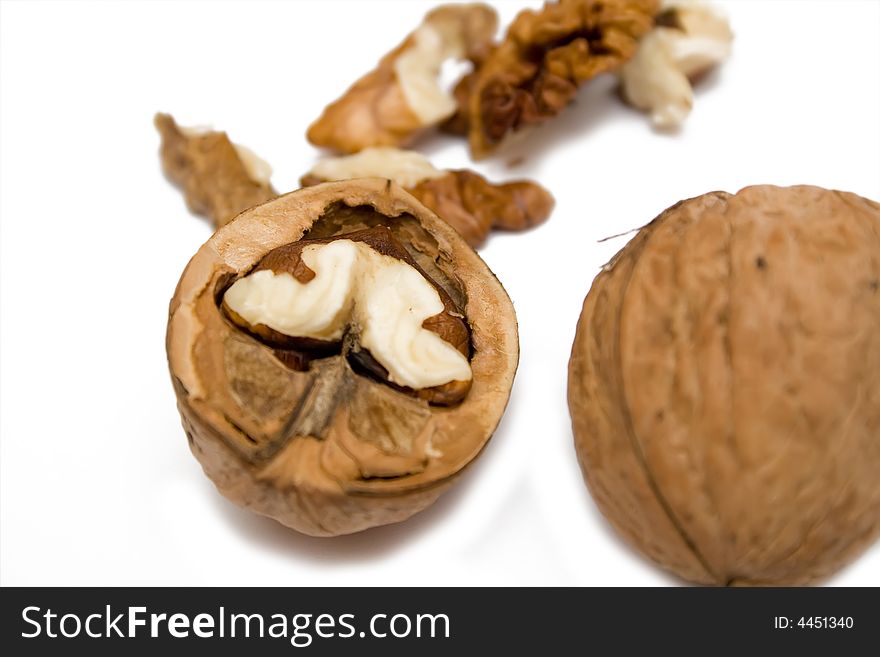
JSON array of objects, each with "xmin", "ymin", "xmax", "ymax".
[
  {"xmin": 568, "ymin": 185, "xmax": 880, "ymax": 585},
  {"xmin": 168, "ymin": 179, "xmax": 518, "ymax": 536}
]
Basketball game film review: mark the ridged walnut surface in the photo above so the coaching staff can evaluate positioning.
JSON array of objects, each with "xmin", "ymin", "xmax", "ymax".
[
  {"xmin": 569, "ymin": 185, "xmax": 880, "ymax": 585},
  {"xmin": 168, "ymin": 180, "xmax": 519, "ymax": 536}
]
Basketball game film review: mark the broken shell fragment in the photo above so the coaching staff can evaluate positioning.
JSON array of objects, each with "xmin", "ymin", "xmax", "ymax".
[
  {"xmin": 568, "ymin": 185, "xmax": 880, "ymax": 585},
  {"xmin": 155, "ymin": 113, "xmax": 277, "ymax": 228},
  {"xmin": 302, "ymin": 147, "xmax": 554, "ymax": 247},
  {"xmin": 168, "ymin": 179, "xmax": 518, "ymax": 535},
  {"xmin": 306, "ymin": 4, "xmax": 498, "ymax": 153}
]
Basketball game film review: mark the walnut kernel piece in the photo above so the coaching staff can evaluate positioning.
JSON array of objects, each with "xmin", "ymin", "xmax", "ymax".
[
  {"xmin": 301, "ymin": 147, "xmax": 554, "ymax": 247},
  {"xmin": 620, "ymin": 1, "xmax": 733, "ymax": 128},
  {"xmin": 569, "ymin": 185, "xmax": 880, "ymax": 585},
  {"xmin": 155, "ymin": 113, "xmax": 277, "ymax": 228},
  {"xmin": 168, "ymin": 179, "xmax": 519, "ymax": 536},
  {"xmin": 463, "ymin": 0, "xmax": 659, "ymax": 159},
  {"xmin": 222, "ymin": 227, "xmax": 472, "ymax": 396},
  {"xmin": 305, "ymin": 147, "xmax": 446, "ymax": 189},
  {"xmin": 230, "ymin": 143, "xmax": 273, "ymax": 187},
  {"xmin": 409, "ymin": 170, "xmax": 554, "ymax": 247},
  {"xmin": 306, "ymin": 4, "xmax": 498, "ymax": 153}
]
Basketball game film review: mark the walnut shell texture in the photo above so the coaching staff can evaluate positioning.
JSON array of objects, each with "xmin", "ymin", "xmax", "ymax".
[
  {"xmin": 168, "ymin": 179, "xmax": 518, "ymax": 536},
  {"xmin": 569, "ymin": 185, "xmax": 880, "ymax": 585}
]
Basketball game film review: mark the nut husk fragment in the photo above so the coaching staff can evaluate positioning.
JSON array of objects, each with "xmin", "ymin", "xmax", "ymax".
[
  {"xmin": 306, "ymin": 4, "xmax": 498, "ymax": 154},
  {"xmin": 462, "ymin": 0, "xmax": 658, "ymax": 158},
  {"xmin": 168, "ymin": 179, "xmax": 519, "ymax": 536},
  {"xmin": 568, "ymin": 185, "xmax": 880, "ymax": 585},
  {"xmin": 155, "ymin": 113, "xmax": 277, "ymax": 228},
  {"xmin": 302, "ymin": 148, "xmax": 554, "ymax": 247}
]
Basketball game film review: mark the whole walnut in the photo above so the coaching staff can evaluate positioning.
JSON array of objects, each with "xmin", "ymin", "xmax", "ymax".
[{"xmin": 568, "ymin": 185, "xmax": 880, "ymax": 585}]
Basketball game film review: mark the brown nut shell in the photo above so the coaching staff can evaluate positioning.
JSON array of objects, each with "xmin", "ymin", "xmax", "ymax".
[
  {"xmin": 568, "ymin": 185, "xmax": 880, "ymax": 585},
  {"xmin": 168, "ymin": 179, "xmax": 518, "ymax": 536}
]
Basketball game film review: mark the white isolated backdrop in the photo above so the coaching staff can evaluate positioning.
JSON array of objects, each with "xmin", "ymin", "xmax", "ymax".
[{"xmin": 1, "ymin": 0, "xmax": 879, "ymax": 586}]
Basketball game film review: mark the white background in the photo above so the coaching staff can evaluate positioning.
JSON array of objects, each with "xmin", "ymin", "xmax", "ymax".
[{"xmin": 1, "ymin": 0, "xmax": 879, "ymax": 586}]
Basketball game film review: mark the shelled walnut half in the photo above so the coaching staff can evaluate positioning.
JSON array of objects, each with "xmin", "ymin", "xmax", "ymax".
[
  {"xmin": 619, "ymin": 1, "xmax": 733, "ymax": 128},
  {"xmin": 307, "ymin": 4, "xmax": 498, "ymax": 153},
  {"xmin": 301, "ymin": 148, "xmax": 554, "ymax": 247},
  {"xmin": 168, "ymin": 179, "xmax": 519, "ymax": 535},
  {"xmin": 155, "ymin": 113, "xmax": 277, "ymax": 228},
  {"xmin": 460, "ymin": 0, "xmax": 659, "ymax": 158}
]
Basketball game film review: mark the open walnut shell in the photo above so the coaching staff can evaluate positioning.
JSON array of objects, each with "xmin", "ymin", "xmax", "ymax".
[
  {"xmin": 462, "ymin": 0, "xmax": 658, "ymax": 158},
  {"xmin": 167, "ymin": 179, "xmax": 518, "ymax": 536},
  {"xmin": 306, "ymin": 4, "xmax": 497, "ymax": 154}
]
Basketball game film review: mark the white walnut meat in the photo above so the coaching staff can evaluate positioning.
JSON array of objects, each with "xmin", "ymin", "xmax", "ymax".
[
  {"xmin": 221, "ymin": 225, "xmax": 473, "ymax": 405},
  {"xmin": 306, "ymin": 4, "xmax": 498, "ymax": 153},
  {"xmin": 568, "ymin": 185, "xmax": 880, "ymax": 585},
  {"xmin": 168, "ymin": 179, "xmax": 518, "ymax": 536},
  {"xmin": 619, "ymin": 1, "xmax": 733, "ymax": 128},
  {"xmin": 301, "ymin": 147, "xmax": 554, "ymax": 247},
  {"xmin": 155, "ymin": 113, "xmax": 277, "ymax": 228}
]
